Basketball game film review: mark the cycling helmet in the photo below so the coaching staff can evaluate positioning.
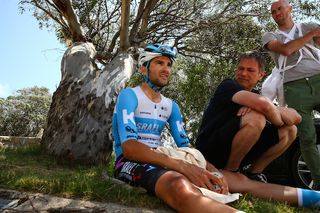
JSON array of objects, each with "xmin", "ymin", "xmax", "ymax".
[
  {"xmin": 138, "ymin": 43, "xmax": 177, "ymax": 67},
  {"xmin": 138, "ymin": 43, "xmax": 177, "ymax": 92}
]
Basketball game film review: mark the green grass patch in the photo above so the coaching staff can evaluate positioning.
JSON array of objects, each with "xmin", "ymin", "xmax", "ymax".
[
  {"xmin": 0, "ymin": 145, "xmax": 317, "ymax": 212},
  {"xmin": 0, "ymin": 145, "xmax": 166, "ymax": 209}
]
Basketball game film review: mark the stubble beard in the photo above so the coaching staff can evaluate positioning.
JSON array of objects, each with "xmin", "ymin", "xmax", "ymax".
[{"xmin": 152, "ymin": 79, "xmax": 169, "ymax": 88}]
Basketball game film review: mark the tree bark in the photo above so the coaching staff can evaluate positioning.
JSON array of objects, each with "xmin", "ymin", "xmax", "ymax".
[{"xmin": 42, "ymin": 42, "xmax": 135, "ymax": 164}]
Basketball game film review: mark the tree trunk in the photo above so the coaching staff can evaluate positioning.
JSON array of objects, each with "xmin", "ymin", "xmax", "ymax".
[{"xmin": 42, "ymin": 42, "xmax": 136, "ymax": 165}]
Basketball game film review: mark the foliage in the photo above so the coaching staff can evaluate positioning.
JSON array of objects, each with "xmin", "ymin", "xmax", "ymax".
[
  {"xmin": 164, "ymin": 16, "xmax": 264, "ymax": 143},
  {"xmin": 0, "ymin": 87, "xmax": 52, "ymax": 137},
  {"xmin": 163, "ymin": 1, "xmax": 320, "ymax": 143},
  {"xmin": 0, "ymin": 144, "xmax": 317, "ymax": 212},
  {"xmin": 19, "ymin": 0, "xmax": 320, "ymax": 65}
]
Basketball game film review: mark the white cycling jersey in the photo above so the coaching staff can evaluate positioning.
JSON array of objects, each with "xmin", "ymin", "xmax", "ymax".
[{"xmin": 112, "ymin": 86, "xmax": 189, "ymax": 159}]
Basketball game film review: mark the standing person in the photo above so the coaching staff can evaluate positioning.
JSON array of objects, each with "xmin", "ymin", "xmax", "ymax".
[
  {"xmin": 262, "ymin": 0, "xmax": 320, "ymax": 189},
  {"xmin": 196, "ymin": 51, "xmax": 301, "ymax": 183},
  {"xmin": 112, "ymin": 43, "xmax": 239, "ymax": 213}
]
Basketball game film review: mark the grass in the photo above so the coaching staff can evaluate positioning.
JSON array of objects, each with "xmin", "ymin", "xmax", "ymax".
[
  {"xmin": 0, "ymin": 144, "xmax": 317, "ymax": 212},
  {"xmin": 0, "ymin": 144, "xmax": 166, "ymax": 209}
]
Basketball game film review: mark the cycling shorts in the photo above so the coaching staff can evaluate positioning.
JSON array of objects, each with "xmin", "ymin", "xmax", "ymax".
[{"xmin": 114, "ymin": 155, "xmax": 169, "ymax": 195}]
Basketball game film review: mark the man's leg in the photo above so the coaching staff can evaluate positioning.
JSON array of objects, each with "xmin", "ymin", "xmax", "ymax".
[
  {"xmin": 249, "ymin": 125, "xmax": 297, "ymax": 173},
  {"xmin": 115, "ymin": 156, "xmax": 241, "ymax": 212},
  {"xmin": 223, "ymin": 170, "xmax": 320, "ymax": 208},
  {"xmin": 298, "ymin": 111, "xmax": 320, "ymax": 187},
  {"xmin": 155, "ymin": 171, "xmax": 239, "ymax": 213},
  {"xmin": 284, "ymin": 78, "xmax": 320, "ymax": 188},
  {"xmin": 225, "ymin": 110, "xmax": 266, "ymax": 171},
  {"xmin": 222, "ymin": 170, "xmax": 298, "ymax": 205}
]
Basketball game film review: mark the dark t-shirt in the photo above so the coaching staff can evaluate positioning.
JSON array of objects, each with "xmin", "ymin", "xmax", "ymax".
[
  {"xmin": 196, "ymin": 79, "xmax": 278, "ymax": 168},
  {"xmin": 197, "ymin": 78, "xmax": 243, "ymax": 142}
]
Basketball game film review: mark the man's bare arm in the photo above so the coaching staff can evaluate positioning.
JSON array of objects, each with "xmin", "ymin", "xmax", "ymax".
[
  {"xmin": 266, "ymin": 28, "xmax": 320, "ymax": 56},
  {"xmin": 232, "ymin": 91, "xmax": 284, "ymax": 127},
  {"xmin": 314, "ymin": 36, "xmax": 320, "ymax": 46}
]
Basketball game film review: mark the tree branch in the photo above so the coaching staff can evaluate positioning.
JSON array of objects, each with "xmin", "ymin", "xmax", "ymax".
[
  {"xmin": 52, "ymin": 0, "xmax": 86, "ymax": 42},
  {"xmin": 120, "ymin": 0, "xmax": 130, "ymax": 51}
]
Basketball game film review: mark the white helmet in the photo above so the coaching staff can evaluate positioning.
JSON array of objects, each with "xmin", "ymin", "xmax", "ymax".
[{"xmin": 138, "ymin": 43, "xmax": 177, "ymax": 67}]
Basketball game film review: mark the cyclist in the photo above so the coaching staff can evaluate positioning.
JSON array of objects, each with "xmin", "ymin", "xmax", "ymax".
[{"xmin": 112, "ymin": 43, "xmax": 237, "ymax": 213}]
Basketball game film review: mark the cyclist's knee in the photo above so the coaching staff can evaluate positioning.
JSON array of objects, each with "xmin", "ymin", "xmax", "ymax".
[{"xmin": 164, "ymin": 174, "xmax": 199, "ymax": 210}]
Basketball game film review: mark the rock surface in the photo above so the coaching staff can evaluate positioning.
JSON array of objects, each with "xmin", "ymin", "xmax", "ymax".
[
  {"xmin": 0, "ymin": 189, "xmax": 173, "ymax": 213},
  {"xmin": 0, "ymin": 136, "xmax": 41, "ymax": 149}
]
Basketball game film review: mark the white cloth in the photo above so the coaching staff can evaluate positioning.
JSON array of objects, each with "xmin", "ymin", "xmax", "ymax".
[
  {"xmin": 261, "ymin": 23, "xmax": 320, "ymax": 106},
  {"xmin": 156, "ymin": 146, "xmax": 240, "ymax": 204}
]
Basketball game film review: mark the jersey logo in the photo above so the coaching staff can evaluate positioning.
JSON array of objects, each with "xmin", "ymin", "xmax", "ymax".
[
  {"xmin": 125, "ymin": 126, "xmax": 136, "ymax": 133},
  {"xmin": 122, "ymin": 109, "xmax": 134, "ymax": 124},
  {"xmin": 136, "ymin": 123, "xmax": 160, "ymax": 133},
  {"xmin": 176, "ymin": 121, "xmax": 183, "ymax": 132},
  {"xmin": 161, "ymin": 106, "xmax": 168, "ymax": 111},
  {"xmin": 180, "ymin": 133, "xmax": 188, "ymax": 139}
]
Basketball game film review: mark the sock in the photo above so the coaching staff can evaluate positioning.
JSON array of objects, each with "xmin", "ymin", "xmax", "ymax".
[{"xmin": 297, "ymin": 188, "xmax": 320, "ymax": 207}]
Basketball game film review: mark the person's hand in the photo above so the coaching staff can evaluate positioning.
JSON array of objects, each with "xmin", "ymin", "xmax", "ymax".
[
  {"xmin": 237, "ymin": 106, "xmax": 251, "ymax": 116},
  {"xmin": 206, "ymin": 161, "xmax": 229, "ymax": 194},
  {"xmin": 211, "ymin": 171, "xmax": 229, "ymax": 194},
  {"xmin": 180, "ymin": 162, "xmax": 229, "ymax": 194},
  {"xmin": 277, "ymin": 106, "xmax": 302, "ymax": 125},
  {"xmin": 179, "ymin": 162, "xmax": 212, "ymax": 189}
]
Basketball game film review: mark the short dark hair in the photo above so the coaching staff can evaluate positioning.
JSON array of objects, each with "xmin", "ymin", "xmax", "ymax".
[{"xmin": 238, "ymin": 51, "xmax": 266, "ymax": 71}]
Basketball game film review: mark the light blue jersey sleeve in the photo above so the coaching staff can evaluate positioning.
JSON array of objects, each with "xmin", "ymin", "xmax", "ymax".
[
  {"xmin": 168, "ymin": 101, "xmax": 190, "ymax": 147},
  {"xmin": 112, "ymin": 88, "xmax": 138, "ymax": 158}
]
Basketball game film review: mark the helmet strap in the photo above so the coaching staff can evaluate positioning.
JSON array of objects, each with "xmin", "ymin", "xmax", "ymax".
[{"xmin": 144, "ymin": 61, "xmax": 162, "ymax": 93}]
